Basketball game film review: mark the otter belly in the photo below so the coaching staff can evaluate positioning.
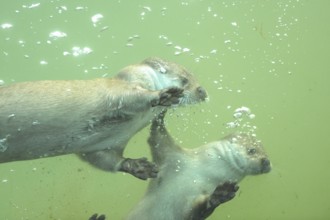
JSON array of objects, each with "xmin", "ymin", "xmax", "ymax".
[
  {"xmin": 0, "ymin": 79, "xmax": 159, "ymax": 163},
  {"xmin": 0, "ymin": 109, "xmax": 157, "ymax": 162}
]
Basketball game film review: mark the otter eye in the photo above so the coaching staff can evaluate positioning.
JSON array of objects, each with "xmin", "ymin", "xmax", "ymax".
[
  {"xmin": 247, "ymin": 148, "xmax": 257, "ymax": 155},
  {"xmin": 181, "ymin": 77, "xmax": 189, "ymax": 85}
]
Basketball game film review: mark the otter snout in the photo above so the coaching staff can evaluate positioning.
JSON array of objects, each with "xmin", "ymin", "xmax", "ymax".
[
  {"xmin": 196, "ymin": 86, "xmax": 208, "ymax": 101},
  {"xmin": 260, "ymin": 158, "xmax": 271, "ymax": 173}
]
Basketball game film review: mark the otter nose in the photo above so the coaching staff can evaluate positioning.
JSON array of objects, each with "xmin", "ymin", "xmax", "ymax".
[
  {"xmin": 196, "ymin": 86, "xmax": 208, "ymax": 100},
  {"xmin": 261, "ymin": 158, "xmax": 271, "ymax": 173}
]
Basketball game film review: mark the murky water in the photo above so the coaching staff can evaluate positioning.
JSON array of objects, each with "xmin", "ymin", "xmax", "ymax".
[{"xmin": 1, "ymin": 1, "xmax": 329, "ymax": 219}]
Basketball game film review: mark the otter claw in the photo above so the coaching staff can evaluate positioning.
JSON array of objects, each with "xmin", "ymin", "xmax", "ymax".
[
  {"xmin": 119, "ymin": 157, "xmax": 158, "ymax": 180},
  {"xmin": 89, "ymin": 214, "xmax": 106, "ymax": 220}
]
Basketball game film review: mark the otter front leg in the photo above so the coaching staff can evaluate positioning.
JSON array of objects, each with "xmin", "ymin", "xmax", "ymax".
[
  {"xmin": 151, "ymin": 87, "xmax": 184, "ymax": 106},
  {"xmin": 189, "ymin": 182, "xmax": 239, "ymax": 220},
  {"xmin": 78, "ymin": 150, "xmax": 158, "ymax": 180}
]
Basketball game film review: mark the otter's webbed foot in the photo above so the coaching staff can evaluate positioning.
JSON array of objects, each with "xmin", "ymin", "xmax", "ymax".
[
  {"xmin": 190, "ymin": 182, "xmax": 239, "ymax": 220},
  {"xmin": 119, "ymin": 157, "xmax": 158, "ymax": 180},
  {"xmin": 89, "ymin": 214, "xmax": 106, "ymax": 220},
  {"xmin": 151, "ymin": 87, "xmax": 184, "ymax": 107},
  {"xmin": 209, "ymin": 182, "xmax": 238, "ymax": 206}
]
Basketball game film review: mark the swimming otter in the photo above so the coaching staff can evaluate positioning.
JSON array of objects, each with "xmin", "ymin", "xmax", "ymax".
[
  {"xmin": 126, "ymin": 111, "xmax": 271, "ymax": 219},
  {"xmin": 0, "ymin": 57, "xmax": 207, "ymax": 180},
  {"xmin": 89, "ymin": 182, "xmax": 237, "ymax": 220}
]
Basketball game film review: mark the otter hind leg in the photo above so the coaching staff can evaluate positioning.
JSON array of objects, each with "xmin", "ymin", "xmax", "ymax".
[
  {"xmin": 119, "ymin": 157, "xmax": 158, "ymax": 180},
  {"xmin": 78, "ymin": 150, "xmax": 158, "ymax": 180}
]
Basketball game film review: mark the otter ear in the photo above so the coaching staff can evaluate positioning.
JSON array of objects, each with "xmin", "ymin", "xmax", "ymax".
[{"xmin": 142, "ymin": 57, "xmax": 169, "ymax": 74}]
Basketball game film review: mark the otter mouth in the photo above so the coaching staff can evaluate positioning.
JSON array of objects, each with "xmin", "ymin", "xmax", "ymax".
[
  {"xmin": 177, "ymin": 88, "xmax": 208, "ymax": 106},
  {"xmin": 260, "ymin": 158, "xmax": 272, "ymax": 173},
  {"xmin": 195, "ymin": 86, "xmax": 208, "ymax": 101}
]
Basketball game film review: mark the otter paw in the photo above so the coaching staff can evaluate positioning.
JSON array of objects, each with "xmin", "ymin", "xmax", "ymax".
[
  {"xmin": 119, "ymin": 157, "xmax": 158, "ymax": 180},
  {"xmin": 152, "ymin": 87, "xmax": 184, "ymax": 107},
  {"xmin": 209, "ymin": 182, "xmax": 239, "ymax": 206},
  {"xmin": 89, "ymin": 214, "xmax": 106, "ymax": 220},
  {"xmin": 191, "ymin": 182, "xmax": 239, "ymax": 220}
]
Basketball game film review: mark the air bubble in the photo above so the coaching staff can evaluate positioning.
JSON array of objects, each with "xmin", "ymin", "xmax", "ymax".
[
  {"xmin": 225, "ymin": 106, "xmax": 257, "ymax": 134},
  {"xmin": 40, "ymin": 60, "xmax": 48, "ymax": 65},
  {"xmin": 1, "ymin": 23, "xmax": 13, "ymax": 29},
  {"xmin": 49, "ymin": 31, "xmax": 67, "ymax": 40},
  {"xmin": 91, "ymin": 14, "xmax": 103, "ymax": 27}
]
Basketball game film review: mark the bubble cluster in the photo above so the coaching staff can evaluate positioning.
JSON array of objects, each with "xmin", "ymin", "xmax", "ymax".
[
  {"xmin": 48, "ymin": 31, "xmax": 67, "ymax": 40},
  {"xmin": 126, "ymin": 34, "xmax": 140, "ymax": 47},
  {"xmin": 225, "ymin": 106, "xmax": 257, "ymax": 136},
  {"xmin": 63, "ymin": 46, "xmax": 93, "ymax": 57}
]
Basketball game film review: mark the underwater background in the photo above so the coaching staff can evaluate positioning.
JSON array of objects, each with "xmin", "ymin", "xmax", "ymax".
[{"xmin": 0, "ymin": 0, "xmax": 329, "ymax": 219}]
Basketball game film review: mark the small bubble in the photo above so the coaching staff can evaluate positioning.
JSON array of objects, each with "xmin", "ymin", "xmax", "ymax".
[
  {"xmin": 1, "ymin": 23, "xmax": 13, "ymax": 29},
  {"xmin": 143, "ymin": 6, "xmax": 151, "ymax": 11},
  {"xmin": 40, "ymin": 60, "xmax": 48, "ymax": 65},
  {"xmin": 75, "ymin": 6, "xmax": 86, "ymax": 11},
  {"xmin": 226, "ymin": 121, "xmax": 238, "ymax": 128},
  {"xmin": 210, "ymin": 49, "xmax": 217, "ymax": 54},
  {"xmin": 233, "ymin": 112, "xmax": 242, "ymax": 119},
  {"xmin": 24, "ymin": 3, "xmax": 40, "ymax": 9},
  {"xmin": 49, "ymin": 31, "xmax": 67, "ymax": 40},
  {"xmin": 91, "ymin": 14, "xmax": 103, "ymax": 27},
  {"xmin": 56, "ymin": 6, "xmax": 67, "ymax": 14},
  {"xmin": 32, "ymin": 120, "xmax": 40, "ymax": 125}
]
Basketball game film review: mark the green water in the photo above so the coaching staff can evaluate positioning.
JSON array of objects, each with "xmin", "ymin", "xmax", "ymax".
[{"xmin": 0, "ymin": 0, "xmax": 329, "ymax": 219}]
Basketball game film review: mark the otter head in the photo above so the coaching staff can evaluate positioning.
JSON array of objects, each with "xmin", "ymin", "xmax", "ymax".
[
  {"xmin": 219, "ymin": 133, "xmax": 271, "ymax": 177},
  {"xmin": 116, "ymin": 57, "xmax": 208, "ymax": 105}
]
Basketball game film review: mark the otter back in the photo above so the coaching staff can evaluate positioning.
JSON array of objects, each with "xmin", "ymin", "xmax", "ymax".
[{"xmin": 0, "ymin": 57, "xmax": 208, "ymax": 180}]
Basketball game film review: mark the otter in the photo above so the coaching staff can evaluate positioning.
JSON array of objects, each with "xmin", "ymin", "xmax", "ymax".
[
  {"xmin": 89, "ymin": 181, "xmax": 237, "ymax": 220},
  {"xmin": 0, "ymin": 57, "xmax": 207, "ymax": 180},
  {"xmin": 126, "ymin": 111, "xmax": 271, "ymax": 219}
]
